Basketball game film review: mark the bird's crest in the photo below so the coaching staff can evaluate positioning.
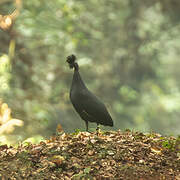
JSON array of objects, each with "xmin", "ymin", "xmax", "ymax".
[{"xmin": 66, "ymin": 54, "xmax": 78, "ymax": 70}]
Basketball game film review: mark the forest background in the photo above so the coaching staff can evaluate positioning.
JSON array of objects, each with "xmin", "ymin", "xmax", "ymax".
[{"xmin": 0, "ymin": 0, "xmax": 180, "ymax": 144}]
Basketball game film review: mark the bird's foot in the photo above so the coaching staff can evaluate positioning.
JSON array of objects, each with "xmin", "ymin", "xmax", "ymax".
[{"xmin": 96, "ymin": 125, "xmax": 100, "ymax": 136}]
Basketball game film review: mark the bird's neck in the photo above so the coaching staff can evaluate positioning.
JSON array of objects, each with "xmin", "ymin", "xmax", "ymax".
[
  {"xmin": 74, "ymin": 62, "xmax": 79, "ymax": 71},
  {"xmin": 72, "ymin": 69, "xmax": 87, "ymax": 89}
]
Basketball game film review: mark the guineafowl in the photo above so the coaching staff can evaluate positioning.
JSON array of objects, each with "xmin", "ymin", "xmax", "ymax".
[{"xmin": 66, "ymin": 54, "xmax": 113, "ymax": 131}]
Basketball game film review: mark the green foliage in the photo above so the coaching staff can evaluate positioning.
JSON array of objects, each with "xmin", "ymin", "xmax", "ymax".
[
  {"xmin": 0, "ymin": 54, "xmax": 11, "ymax": 93},
  {"xmin": 22, "ymin": 136, "xmax": 44, "ymax": 144},
  {"xmin": 0, "ymin": 0, "xmax": 180, "ymax": 144},
  {"xmin": 162, "ymin": 140, "xmax": 175, "ymax": 150},
  {"xmin": 162, "ymin": 136, "xmax": 180, "ymax": 152},
  {"xmin": 72, "ymin": 129, "xmax": 81, "ymax": 135},
  {"xmin": 72, "ymin": 167, "xmax": 93, "ymax": 180}
]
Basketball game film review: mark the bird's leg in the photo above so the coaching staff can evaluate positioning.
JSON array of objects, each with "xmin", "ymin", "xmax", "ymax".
[
  {"xmin": 85, "ymin": 121, "xmax": 89, "ymax": 132},
  {"xmin": 96, "ymin": 123, "xmax": 100, "ymax": 135},
  {"xmin": 96, "ymin": 124, "xmax": 100, "ymax": 131}
]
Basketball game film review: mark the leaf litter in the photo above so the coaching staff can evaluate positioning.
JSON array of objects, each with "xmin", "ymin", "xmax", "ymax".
[{"xmin": 0, "ymin": 130, "xmax": 179, "ymax": 180}]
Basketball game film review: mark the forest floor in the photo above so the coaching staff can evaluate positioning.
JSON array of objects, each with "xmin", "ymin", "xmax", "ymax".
[{"xmin": 0, "ymin": 130, "xmax": 179, "ymax": 180}]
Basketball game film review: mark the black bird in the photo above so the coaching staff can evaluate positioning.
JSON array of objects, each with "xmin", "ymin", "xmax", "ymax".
[{"xmin": 66, "ymin": 54, "xmax": 113, "ymax": 131}]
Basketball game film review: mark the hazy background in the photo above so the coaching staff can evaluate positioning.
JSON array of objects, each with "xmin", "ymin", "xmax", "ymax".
[{"xmin": 0, "ymin": 0, "xmax": 180, "ymax": 144}]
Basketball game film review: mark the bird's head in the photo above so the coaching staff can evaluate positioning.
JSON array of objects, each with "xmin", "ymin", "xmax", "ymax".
[{"xmin": 66, "ymin": 54, "xmax": 79, "ymax": 70}]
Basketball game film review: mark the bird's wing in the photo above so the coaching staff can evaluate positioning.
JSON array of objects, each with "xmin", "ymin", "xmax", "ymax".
[{"xmin": 79, "ymin": 89, "xmax": 112, "ymax": 125}]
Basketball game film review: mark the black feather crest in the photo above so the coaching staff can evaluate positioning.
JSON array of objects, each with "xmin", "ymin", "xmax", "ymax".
[{"xmin": 66, "ymin": 54, "xmax": 76, "ymax": 69}]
